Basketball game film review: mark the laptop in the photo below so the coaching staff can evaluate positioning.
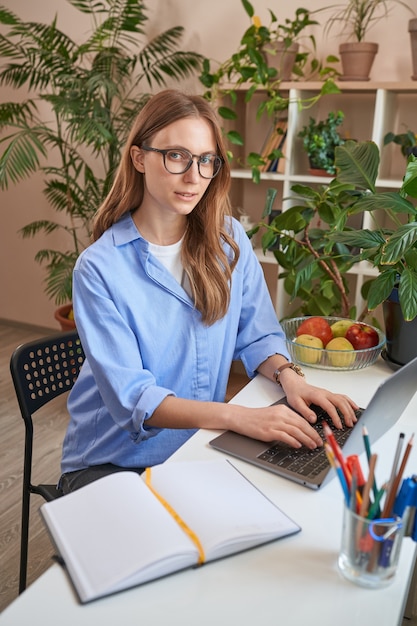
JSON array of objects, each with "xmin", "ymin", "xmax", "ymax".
[{"xmin": 209, "ymin": 356, "xmax": 417, "ymax": 490}]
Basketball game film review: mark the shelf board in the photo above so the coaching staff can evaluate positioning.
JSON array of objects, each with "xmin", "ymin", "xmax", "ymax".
[
  {"xmin": 231, "ymin": 170, "xmax": 404, "ymax": 188},
  {"xmin": 227, "ymin": 81, "xmax": 417, "ymax": 94}
]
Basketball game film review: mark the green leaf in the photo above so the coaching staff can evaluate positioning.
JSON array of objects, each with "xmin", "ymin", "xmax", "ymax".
[
  {"xmin": 218, "ymin": 106, "xmax": 237, "ymax": 121},
  {"xmin": 241, "ymin": 0, "xmax": 254, "ymax": 19},
  {"xmin": 226, "ymin": 130, "xmax": 244, "ymax": 146},
  {"xmin": 349, "ymin": 192, "xmax": 417, "ymax": 217},
  {"xmin": 334, "ymin": 140, "xmax": 379, "ymax": 192},
  {"xmin": 367, "ymin": 271, "xmax": 397, "ymax": 311},
  {"xmin": 329, "ymin": 229, "xmax": 386, "ymax": 249},
  {"xmin": 382, "ymin": 223, "xmax": 417, "ymax": 264},
  {"xmin": 401, "ymin": 156, "xmax": 417, "ymax": 199},
  {"xmin": 398, "ymin": 269, "xmax": 417, "ymax": 321}
]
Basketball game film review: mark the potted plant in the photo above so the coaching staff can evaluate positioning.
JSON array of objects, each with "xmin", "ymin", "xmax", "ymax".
[
  {"xmin": 0, "ymin": 0, "xmax": 202, "ymax": 329},
  {"xmin": 247, "ymin": 178, "xmax": 361, "ymax": 319},
  {"xmin": 199, "ymin": 0, "xmax": 340, "ymax": 182},
  {"xmin": 327, "ymin": 141, "xmax": 417, "ymax": 365},
  {"xmin": 323, "ymin": 0, "xmax": 414, "ymax": 81},
  {"xmin": 384, "ymin": 127, "xmax": 417, "ymax": 157},
  {"xmin": 298, "ymin": 110, "xmax": 346, "ymax": 175},
  {"xmin": 249, "ymin": 139, "xmax": 417, "ymax": 338}
]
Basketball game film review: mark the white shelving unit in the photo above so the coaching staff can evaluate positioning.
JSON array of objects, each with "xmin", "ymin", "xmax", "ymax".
[{"xmin": 229, "ymin": 81, "xmax": 417, "ymax": 319}]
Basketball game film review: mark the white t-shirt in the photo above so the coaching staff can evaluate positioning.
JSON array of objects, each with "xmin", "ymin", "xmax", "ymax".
[{"xmin": 148, "ymin": 239, "xmax": 191, "ymax": 295}]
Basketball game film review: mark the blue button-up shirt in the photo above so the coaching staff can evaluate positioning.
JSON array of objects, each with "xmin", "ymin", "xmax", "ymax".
[{"xmin": 61, "ymin": 212, "xmax": 290, "ymax": 473}]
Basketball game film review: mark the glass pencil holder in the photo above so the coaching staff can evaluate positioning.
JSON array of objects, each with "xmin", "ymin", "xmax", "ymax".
[{"xmin": 338, "ymin": 504, "xmax": 408, "ymax": 588}]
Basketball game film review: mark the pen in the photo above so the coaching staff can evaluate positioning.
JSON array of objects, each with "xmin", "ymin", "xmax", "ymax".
[
  {"xmin": 346, "ymin": 454, "xmax": 364, "ymax": 511},
  {"xmin": 346, "ymin": 454, "xmax": 365, "ymax": 492}
]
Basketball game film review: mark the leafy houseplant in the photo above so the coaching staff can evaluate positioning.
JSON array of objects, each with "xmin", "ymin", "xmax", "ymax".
[
  {"xmin": 384, "ymin": 128, "xmax": 417, "ymax": 157},
  {"xmin": 323, "ymin": 0, "xmax": 414, "ymax": 80},
  {"xmin": 328, "ymin": 141, "xmax": 417, "ymax": 322},
  {"xmin": 250, "ymin": 140, "xmax": 417, "ymax": 324},
  {"xmin": 298, "ymin": 110, "xmax": 346, "ymax": 175},
  {"xmin": 0, "ymin": 0, "xmax": 202, "ymax": 316},
  {"xmin": 324, "ymin": 0, "xmax": 413, "ymax": 43},
  {"xmin": 248, "ymin": 179, "xmax": 361, "ymax": 319},
  {"xmin": 199, "ymin": 0, "xmax": 340, "ymax": 182}
]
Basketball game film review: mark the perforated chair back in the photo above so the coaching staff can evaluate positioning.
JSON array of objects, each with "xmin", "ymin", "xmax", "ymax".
[{"xmin": 10, "ymin": 330, "xmax": 85, "ymax": 593}]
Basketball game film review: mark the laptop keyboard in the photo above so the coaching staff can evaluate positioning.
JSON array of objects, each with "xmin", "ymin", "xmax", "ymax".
[{"xmin": 256, "ymin": 405, "xmax": 363, "ymax": 478}]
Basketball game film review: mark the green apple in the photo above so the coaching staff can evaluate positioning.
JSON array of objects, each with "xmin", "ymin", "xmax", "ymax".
[
  {"xmin": 330, "ymin": 319, "xmax": 355, "ymax": 338},
  {"xmin": 326, "ymin": 337, "xmax": 356, "ymax": 367},
  {"xmin": 293, "ymin": 334, "xmax": 323, "ymax": 364}
]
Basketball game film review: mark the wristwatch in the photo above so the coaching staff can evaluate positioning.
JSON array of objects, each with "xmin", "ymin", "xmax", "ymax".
[{"xmin": 273, "ymin": 362, "xmax": 304, "ymax": 386}]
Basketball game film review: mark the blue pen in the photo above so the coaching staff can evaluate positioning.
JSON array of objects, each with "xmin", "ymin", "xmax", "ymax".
[{"xmin": 394, "ymin": 475, "xmax": 417, "ymax": 539}]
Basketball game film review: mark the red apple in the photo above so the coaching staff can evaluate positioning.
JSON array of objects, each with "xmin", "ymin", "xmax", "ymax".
[
  {"xmin": 345, "ymin": 323, "xmax": 379, "ymax": 350},
  {"xmin": 296, "ymin": 317, "xmax": 333, "ymax": 347}
]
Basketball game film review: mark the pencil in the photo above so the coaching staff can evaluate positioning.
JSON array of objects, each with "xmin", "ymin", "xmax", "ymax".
[
  {"xmin": 387, "ymin": 432, "xmax": 405, "ymax": 490},
  {"xmin": 367, "ymin": 483, "xmax": 387, "ymax": 520},
  {"xmin": 323, "ymin": 423, "xmax": 351, "ymax": 488},
  {"xmin": 324, "ymin": 442, "xmax": 350, "ymax": 504},
  {"xmin": 382, "ymin": 433, "xmax": 414, "ymax": 518},
  {"xmin": 359, "ymin": 453, "xmax": 377, "ymax": 519},
  {"xmin": 362, "ymin": 425, "xmax": 380, "ymax": 514},
  {"xmin": 362, "ymin": 426, "xmax": 372, "ymax": 461}
]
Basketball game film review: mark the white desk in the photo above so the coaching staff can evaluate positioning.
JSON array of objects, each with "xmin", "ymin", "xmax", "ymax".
[{"xmin": 2, "ymin": 358, "xmax": 417, "ymax": 626}]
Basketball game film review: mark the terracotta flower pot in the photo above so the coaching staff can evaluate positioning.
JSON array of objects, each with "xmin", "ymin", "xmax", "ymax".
[
  {"xmin": 54, "ymin": 303, "xmax": 76, "ymax": 330},
  {"xmin": 339, "ymin": 42, "xmax": 378, "ymax": 82},
  {"xmin": 265, "ymin": 42, "xmax": 299, "ymax": 81},
  {"xmin": 409, "ymin": 18, "xmax": 417, "ymax": 80}
]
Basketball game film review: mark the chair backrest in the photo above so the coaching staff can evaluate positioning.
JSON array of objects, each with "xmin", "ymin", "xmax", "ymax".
[
  {"xmin": 10, "ymin": 330, "xmax": 86, "ymax": 594},
  {"xmin": 10, "ymin": 330, "xmax": 85, "ymax": 425}
]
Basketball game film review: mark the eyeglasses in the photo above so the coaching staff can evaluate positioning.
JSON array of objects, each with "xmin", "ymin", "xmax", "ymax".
[{"xmin": 141, "ymin": 145, "xmax": 223, "ymax": 179}]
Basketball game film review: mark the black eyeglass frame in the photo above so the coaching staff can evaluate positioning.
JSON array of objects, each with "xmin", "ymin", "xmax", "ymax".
[{"xmin": 141, "ymin": 145, "xmax": 223, "ymax": 179}]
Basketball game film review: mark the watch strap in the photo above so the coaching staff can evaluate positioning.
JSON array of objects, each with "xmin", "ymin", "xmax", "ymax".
[{"xmin": 273, "ymin": 362, "xmax": 304, "ymax": 386}]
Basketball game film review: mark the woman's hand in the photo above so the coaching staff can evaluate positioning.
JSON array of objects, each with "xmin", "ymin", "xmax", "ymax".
[
  {"xmin": 228, "ymin": 376, "xmax": 359, "ymax": 450},
  {"xmin": 280, "ymin": 369, "xmax": 359, "ymax": 430}
]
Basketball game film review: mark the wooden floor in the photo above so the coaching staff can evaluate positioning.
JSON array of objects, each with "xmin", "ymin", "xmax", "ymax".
[
  {"xmin": 0, "ymin": 319, "xmax": 250, "ymax": 613},
  {"xmin": 0, "ymin": 320, "xmax": 67, "ymax": 612}
]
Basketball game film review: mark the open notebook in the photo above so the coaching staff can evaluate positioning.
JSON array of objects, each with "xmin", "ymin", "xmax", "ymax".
[
  {"xmin": 210, "ymin": 356, "xmax": 417, "ymax": 489},
  {"xmin": 40, "ymin": 459, "xmax": 300, "ymax": 603}
]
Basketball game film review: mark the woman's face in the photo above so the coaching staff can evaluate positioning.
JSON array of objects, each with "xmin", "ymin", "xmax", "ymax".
[{"xmin": 131, "ymin": 116, "xmax": 217, "ymax": 220}]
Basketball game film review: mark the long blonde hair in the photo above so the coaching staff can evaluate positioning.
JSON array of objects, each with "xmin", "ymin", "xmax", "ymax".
[{"xmin": 93, "ymin": 89, "xmax": 240, "ymax": 325}]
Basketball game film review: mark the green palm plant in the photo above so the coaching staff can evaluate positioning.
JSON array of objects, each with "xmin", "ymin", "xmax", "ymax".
[{"xmin": 0, "ymin": 0, "xmax": 202, "ymax": 305}]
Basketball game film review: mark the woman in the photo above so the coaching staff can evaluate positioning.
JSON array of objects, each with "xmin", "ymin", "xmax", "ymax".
[{"xmin": 59, "ymin": 89, "xmax": 358, "ymax": 494}]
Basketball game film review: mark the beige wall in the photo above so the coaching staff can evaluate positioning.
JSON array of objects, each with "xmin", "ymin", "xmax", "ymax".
[{"xmin": 1, "ymin": 0, "xmax": 415, "ymax": 328}]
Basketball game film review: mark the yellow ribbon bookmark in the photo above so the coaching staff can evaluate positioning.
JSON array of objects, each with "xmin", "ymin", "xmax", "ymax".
[{"xmin": 145, "ymin": 467, "xmax": 206, "ymax": 565}]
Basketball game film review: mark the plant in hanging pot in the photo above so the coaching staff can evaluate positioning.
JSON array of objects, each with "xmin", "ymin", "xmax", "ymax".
[
  {"xmin": 0, "ymin": 0, "xmax": 202, "ymax": 330},
  {"xmin": 298, "ymin": 110, "xmax": 346, "ymax": 175},
  {"xmin": 323, "ymin": 0, "xmax": 415, "ymax": 81},
  {"xmin": 199, "ymin": 0, "xmax": 340, "ymax": 182},
  {"xmin": 327, "ymin": 140, "xmax": 417, "ymax": 365}
]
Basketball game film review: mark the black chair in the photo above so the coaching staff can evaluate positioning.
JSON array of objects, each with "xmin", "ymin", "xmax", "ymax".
[{"xmin": 9, "ymin": 330, "xmax": 85, "ymax": 593}]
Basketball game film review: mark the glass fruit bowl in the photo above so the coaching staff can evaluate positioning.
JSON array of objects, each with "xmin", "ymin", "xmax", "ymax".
[{"xmin": 281, "ymin": 316, "xmax": 386, "ymax": 371}]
